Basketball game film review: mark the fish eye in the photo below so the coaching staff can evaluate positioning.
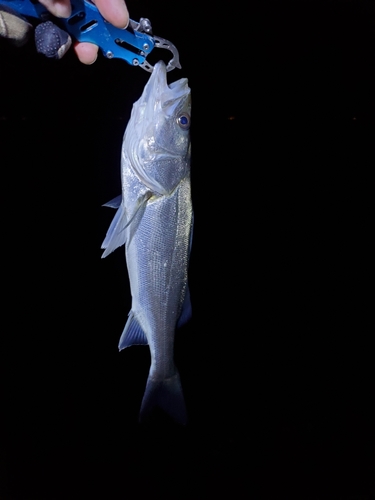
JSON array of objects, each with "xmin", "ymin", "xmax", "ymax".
[{"xmin": 177, "ymin": 113, "xmax": 191, "ymax": 130}]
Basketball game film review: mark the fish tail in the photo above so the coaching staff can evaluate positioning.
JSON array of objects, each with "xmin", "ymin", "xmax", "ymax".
[{"xmin": 139, "ymin": 371, "xmax": 187, "ymax": 425}]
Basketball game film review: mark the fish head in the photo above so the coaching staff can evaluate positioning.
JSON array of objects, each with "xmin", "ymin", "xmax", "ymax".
[{"xmin": 123, "ymin": 60, "xmax": 191, "ymax": 195}]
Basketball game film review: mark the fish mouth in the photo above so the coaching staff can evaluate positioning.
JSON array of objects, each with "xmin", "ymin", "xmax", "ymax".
[
  {"xmin": 142, "ymin": 60, "xmax": 190, "ymax": 105},
  {"xmin": 168, "ymin": 75, "xmax": 189, "ymax": 96}
]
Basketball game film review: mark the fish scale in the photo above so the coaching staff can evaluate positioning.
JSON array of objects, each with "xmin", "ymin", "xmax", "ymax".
[{"xmin": 133, "ymin": 183, "xmax": 191, "ymax": 377}]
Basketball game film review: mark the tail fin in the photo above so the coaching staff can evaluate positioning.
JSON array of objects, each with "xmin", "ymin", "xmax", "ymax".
[{"xmin": 139, "ymin": 371, "xmax": 187, "ymax": 425}]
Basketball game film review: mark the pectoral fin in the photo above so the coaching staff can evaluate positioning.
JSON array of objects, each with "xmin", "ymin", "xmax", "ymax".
[
  {"xmin": 101, "ymin": 193, "xmax": 151, "ymax": 258},
  {"xmin": 101, "ymin": 202, "xmax": 127, "ymax": 258}
]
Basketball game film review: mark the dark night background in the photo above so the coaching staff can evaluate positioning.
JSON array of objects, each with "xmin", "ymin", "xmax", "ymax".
[{"xmin": 1, "ymin": 0, "xmax": 374, "ymax": 499}]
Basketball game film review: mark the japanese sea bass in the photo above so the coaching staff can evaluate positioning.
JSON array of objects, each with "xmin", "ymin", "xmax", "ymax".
[{"xmin": 101, "ymin": 60, "xmax": 192, "ymax": 424}]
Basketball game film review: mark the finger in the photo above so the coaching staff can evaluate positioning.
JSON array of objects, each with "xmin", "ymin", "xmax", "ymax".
[
  {"xmin": 94, "ymin": 0, "xmax": 129, "ymax": 29},
  {"xmin": 35, "ymin": 21, "xmax": 72, "ymax": 59},
  {"xmin": 38, "ymin": 0, "xmax": 71, "ymax": 18},
  {"xmin": 74, "ymin": 41, "xmax": 99, "ymax": 65}
]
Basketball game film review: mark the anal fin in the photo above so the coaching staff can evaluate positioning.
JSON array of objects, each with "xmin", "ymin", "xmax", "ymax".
[{"xmin": 118, "ymin": 312, "xmax": 148, "ymax": 350}]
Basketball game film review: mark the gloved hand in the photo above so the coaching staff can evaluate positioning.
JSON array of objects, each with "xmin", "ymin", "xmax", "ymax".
[
  {"xmin": 0, "ymin": 0, "xmax": 129, "ymax": 63},
  {"xmin": 0, "ymin": 4, "xmax": 34, "ymax": 47}
]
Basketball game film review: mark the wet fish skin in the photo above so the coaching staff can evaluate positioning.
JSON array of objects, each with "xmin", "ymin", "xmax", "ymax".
[{"xmin": 102, "ymin": 61, "xmax": 192, "ymax": 424}]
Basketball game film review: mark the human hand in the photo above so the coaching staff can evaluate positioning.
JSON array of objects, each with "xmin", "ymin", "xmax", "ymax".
[
  {"xmin": 38, "ymin": 0, "xmax": 129, "ymax": 64},
  {"xmin": 0, "ymin": 0, "xmax": 129, "ymax": 63}
]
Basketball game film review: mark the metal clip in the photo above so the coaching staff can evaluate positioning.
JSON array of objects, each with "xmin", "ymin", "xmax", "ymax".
[
  {"xmin": 4, "ymin": 0, "xmax": 181, "ymax": 71},
  {"xmin": 140, "ymin": 35, "xmax": 181, "ymax": 73}
]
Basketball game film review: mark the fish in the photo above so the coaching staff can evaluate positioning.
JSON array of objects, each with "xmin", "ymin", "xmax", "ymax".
[{"xmin": 101, "ymin": 60, "xmax": 192, "ymax": 424}]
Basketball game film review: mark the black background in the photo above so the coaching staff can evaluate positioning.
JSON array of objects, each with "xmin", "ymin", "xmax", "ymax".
[{"xmin": 1, "ymin": 1, "xmax": 374, "ymax": 499}]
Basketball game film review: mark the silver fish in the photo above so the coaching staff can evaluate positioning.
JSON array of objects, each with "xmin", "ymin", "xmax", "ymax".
[{"xmin": 101, "ymin": 60, "xmax": 192, "ymax": 424}]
